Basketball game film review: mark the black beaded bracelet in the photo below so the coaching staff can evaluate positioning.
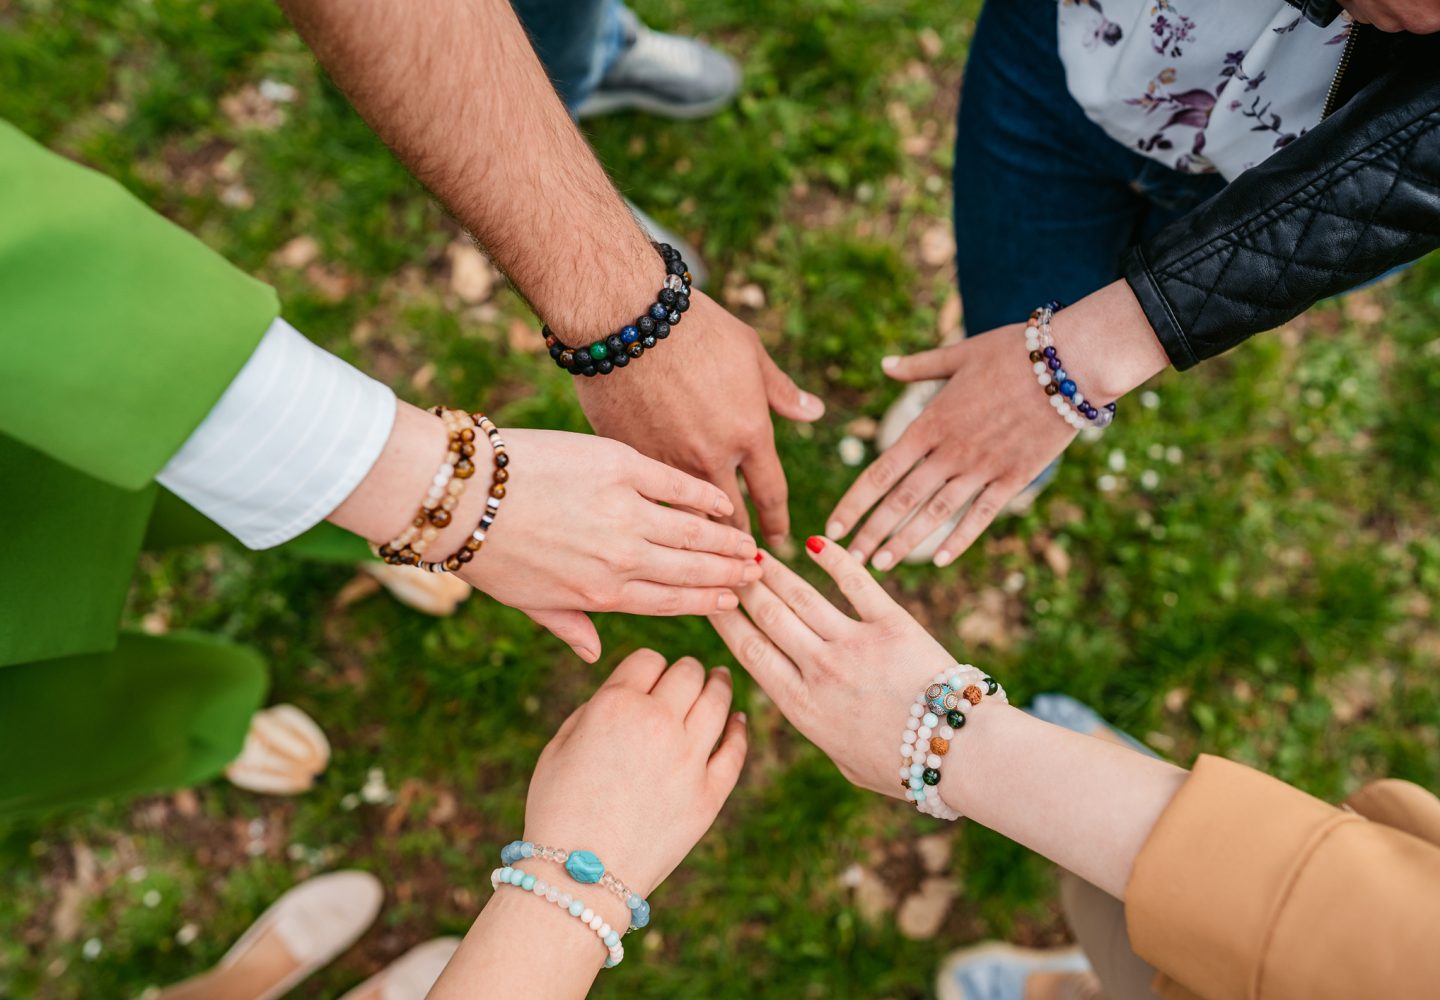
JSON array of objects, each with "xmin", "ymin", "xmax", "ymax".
[{"xmin": 541, "ymin": 242, "xmax": 692, "ymax": 377}]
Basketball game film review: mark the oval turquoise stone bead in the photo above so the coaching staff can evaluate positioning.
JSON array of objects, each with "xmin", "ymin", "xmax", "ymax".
[
  {"xmin": 565, "ymin": 849, "xmax": 605, "ymax": 884},
  {"xmin": 629, "ymin": 898, "xmax": 651, "ymax": 929}
]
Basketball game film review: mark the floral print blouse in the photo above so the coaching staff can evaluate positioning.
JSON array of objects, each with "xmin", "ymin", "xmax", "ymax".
[{"xmin": 1057, "ymin": 1, "xmax": 1351, "ymax": 178}]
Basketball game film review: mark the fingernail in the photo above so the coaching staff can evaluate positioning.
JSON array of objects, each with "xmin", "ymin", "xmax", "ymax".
[
  {"xmin": 806, "ymin": 536, "xmax": 825, "ymax": 554},
  {"xmin": 934, "ymin": 550, "xmax": 953, "ymax": 568},
  {"xmin": 825, "ymin": 520, "xmax": 844, "ymax": 540},
  {"xmin": 767, "ymin": 534, "xmax": 788, "ymax": 549},
  {"xmin": 715, "ymin": 665, "xmax": 731, "ymax": 678},
  {"xmin": 714, "ymin": 495, "xmax": 734, "ymax": 516},
  {"xmin": 849, "ymin": 548, "xmax": 865, "ymax": 562},
  {"xmin": 872, "ymin": 551, "xmax": 894, "ymax": 570},
  {"xmin": 718, "ymin": 591, "xmax": 739, "ymax": 611},
  {"xmin": 754, "ymin": 551, "xmax": 763, "ymax": 564},
  {"xmin": 881, "ymin": 355, "xmax": 900, "ymax": 372},
  {"xmin": 737, "ymin": 711, "xmax": 748, "ymax": 723},
  {"xmin": 578, "ymin": 646, "xmax": 599, "ymax": 663}
]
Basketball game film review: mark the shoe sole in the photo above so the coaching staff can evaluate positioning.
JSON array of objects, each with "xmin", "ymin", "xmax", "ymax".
[{"xmin": 576, "ymin": 90, "xmax": 736, "ymax": 120}]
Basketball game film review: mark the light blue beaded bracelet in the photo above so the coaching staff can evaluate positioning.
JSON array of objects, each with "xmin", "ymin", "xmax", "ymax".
[
  {"xmin": 490, "ymin": 866, "xmax": 625, "ymax": 968},
  {"xmin": 500, "ymin": 840, "xmax": 652, "ymax": 930}
]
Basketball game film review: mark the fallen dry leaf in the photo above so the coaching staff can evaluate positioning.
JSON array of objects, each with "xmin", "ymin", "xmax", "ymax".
[{"xmin": 897, "ymin": 876, "xmax": 955, "ymax": 940}]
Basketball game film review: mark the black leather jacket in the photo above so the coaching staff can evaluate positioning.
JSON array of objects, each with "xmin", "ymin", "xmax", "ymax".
[{"xmin": 1123, "ymin": 27, "xmax": 1440, "ymax": 369}]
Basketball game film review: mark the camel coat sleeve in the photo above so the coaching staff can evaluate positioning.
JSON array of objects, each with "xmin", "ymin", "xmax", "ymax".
[{"xmin": 1125, "ymin": 754, "xmax": 1440, "ymax": 1000}]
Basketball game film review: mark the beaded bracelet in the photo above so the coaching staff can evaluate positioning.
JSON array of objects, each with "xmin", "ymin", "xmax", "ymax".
[
  {"xmin": 490, "ymin": 867, "xmax": 625, "ymax": 968},
  {"xmin": 374, "ymin": 409, "xmax": 509, "ymax": 573},
  {"xmin": 1026, "ymin": 302, "xmax": 1116, "ymax": 430},
  {"xmin": 377, "ymin": 407, "xmax": 475, "ymax": 562},
  {"xmin": 501, "ymin": 840, "xmax": 651, "ymax": 930},
  {"xmin": 542, "ymin": 242, "xmax": 691, "ymax": 377},
  {"xmin": 899, "ymin": 664, "xmax": 1008, "ymax": 822}
]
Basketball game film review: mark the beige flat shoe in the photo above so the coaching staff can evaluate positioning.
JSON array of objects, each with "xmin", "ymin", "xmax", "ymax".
[
  {"xmin": 338, "ymin": 937, "xmax": 462, "ymax": 1000},
  {"xmin": 226, "ymin": 703, "xmax": 330, "ymax": 795},
  {"xmin": 219, "ymin": 871, "xmax": 384, "ymax": 1000},
  {"xmin": 363, "ymin": 562, "xmax": 472, "ymax": 617}
]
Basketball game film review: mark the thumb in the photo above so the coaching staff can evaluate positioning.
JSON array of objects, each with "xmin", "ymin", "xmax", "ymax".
[
  {"xmin": 760, "ymin": 349, "xmax": 825, "ymax": 422},
  {"xmin": 520, "ymin": 607, "xmax": 601, "ymax": 663},
  {"xmin": 881, "ymin": 343, "xmax": 965, "ymax": 382}
]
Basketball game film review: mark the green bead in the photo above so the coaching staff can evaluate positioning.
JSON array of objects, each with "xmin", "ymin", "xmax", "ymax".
[
  {"xmin": 947, "ymin": 710, "xmax": 965, "ymax": 729},
  {"xmin": 589, "ymin": 342, "xmax": 608, "ymax": 360},
  {"xmin": 984, "ymin": 677, "xmax": 998, "ymax": 695},
  {"xmin": 922, "ymin": 768, "xmax": 941, "ymax": 786}
]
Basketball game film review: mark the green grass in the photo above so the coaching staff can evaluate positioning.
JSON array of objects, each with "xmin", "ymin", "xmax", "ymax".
[{"xmin": 3, "ymin": 0, "xmax": 1439, "ymax": 996}]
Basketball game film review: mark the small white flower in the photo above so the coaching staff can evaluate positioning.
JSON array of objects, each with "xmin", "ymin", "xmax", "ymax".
[
  {"xmin": 82, "ymin": 938, "xmax": 102, "ymax": 960},
  {"xmin": 1003, "ymin": 571, "xmax": 1026, "ymax": 594},
  {"xmin": 1140, "ymin": 470, "xmax": 1160, "ymax": 490},
  {"xmin": 1107, "ymin": 450, "xmax": 1126, "ymax": 473},
  {"xmin": 143, "ymin": 890, "xmax": 161, "ymax": 909},
  {"xmin": 176, "ymin": 923, "xmax": 199, "ymax": 946},
  {"xmin": 341, "ymin": 793, "xmax": 360, "ymax": 812},
  {"xmin": 1147, "ymin": 443, "xmax": 1164, "ymax": 460},
  {"xmin": 1165, "ymin": 446, "xmax": 1183, "ymax": 465},
  {"xmin": 127, "ymin": 866, "xmax": 148, "ymax": 883},
  {"xmin": 1140, "ymin": 390, "xmax": 1160, "ymax": 409},
  {"xmin": 838, "ymin": 436, "xmax": 866, "ymax": 467},
  {"xmin": 1097, "ymin": 474, "xmax": 1118, "ymax": 493},
  {"xmin": 258, "ymin": 79, "xmax": 298, "ymax": 103}
]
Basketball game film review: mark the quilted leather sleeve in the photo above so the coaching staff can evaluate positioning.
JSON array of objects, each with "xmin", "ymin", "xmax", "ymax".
[
  {"xmin": 1281, "ymin": 0, "xmax": 1343, "ymax": 27},
  {"xmin": 1123, "ymin": 39, "xmax": 1440, "ymax": 371}
]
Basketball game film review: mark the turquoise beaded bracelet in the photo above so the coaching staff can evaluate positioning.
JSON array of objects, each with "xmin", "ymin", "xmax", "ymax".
[
  {"xmin": 490, "ymin": 866, "xmax": 624, "ymax": 968},
  {"xmin": 500, "ymin": 840, "xmax": 652, "ymax": 930}
]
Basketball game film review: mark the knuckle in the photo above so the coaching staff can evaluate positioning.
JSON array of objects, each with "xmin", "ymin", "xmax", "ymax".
[
  {"xmin": 838, "ymin": 572, "xmax": 871, "ymax": 600},
  {"xmin": 971, "ymin": 497, "xmax": 1000, "ymax": 523},
  {"xmin": 756, "ymin": 602, "xmax": 788, "ymax": 631},
  {"xmin": 656, "ymin": 590, "xmax": 684, "ymax": 616},
  {"xmin": 739, "ymin": 635, "xmax": 774, "ymax": 667},
  {"xmin": 681, "ymin": 519, "xmax": 707, "ymax": 550},
  {"xmin": 864, "ymin": 458, "xmax": 898, "ymax": 490},
  {"xmin": 925, "ymin": 493, "xmax": 954, "ymax": 520}
]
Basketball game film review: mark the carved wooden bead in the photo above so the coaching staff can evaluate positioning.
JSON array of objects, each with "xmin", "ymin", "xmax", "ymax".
[
  {"xmin": 929, "ymin": 737, "xmax": 950, "ymax": 756},
  {"xmin": 962, "ymin": 685, "xmax": 982, "ymax": 705}
]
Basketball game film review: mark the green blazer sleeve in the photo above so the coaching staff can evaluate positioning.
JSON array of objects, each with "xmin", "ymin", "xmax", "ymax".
[{"xmin": 0, "ymin": 120, "xmax": 279, "ymax": 489}]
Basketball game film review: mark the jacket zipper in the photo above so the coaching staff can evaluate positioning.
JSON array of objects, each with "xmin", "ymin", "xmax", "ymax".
[{"xmin": 1322, "ymin": 23, "xmax": 1358, "ymax": 120}]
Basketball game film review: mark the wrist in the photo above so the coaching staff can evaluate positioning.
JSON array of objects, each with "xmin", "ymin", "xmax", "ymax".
[
  {"xmin": 506, "ymin": 857, "xmax": 633, "ymax": 936},
  {"xmin": 934, "ymin": 700, "xmax": 1020, "ymax": 816},
  {"xmin": 1051, "ymin": 279, "xmax": 1170, "ymax": 403},
  {"xmin": 530, "ymin": 230, "xmax": 663, "ymax": 346}
]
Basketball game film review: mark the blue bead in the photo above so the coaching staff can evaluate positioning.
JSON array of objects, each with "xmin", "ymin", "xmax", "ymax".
[
  {"xmin": 520, "ymin": 874, "xmax": 536, "ymax": 891},
  {"xmin": 1047, "ymin": 357, "xmax": 1061, "ymax": 370},
  {"xmin": 520, "ymin": 842, "xmax": 534, "ymax": 858},
  {"xmin": 1060, "ymin": 379, "xmax": 1077, "ymax": 397},
  {"xmin": 626, "ymin": 894, "xmax": 641, "ymax": 909},
  {"xmin": 620, "ymin": 326, "xmax": 639, "ymax": 344},
  {"xmin": 915, "ymin": 787, "xmax": 927, "ymax": 801},
  {"xmin": 605, "ymin": 955, "xmax": 620, "ymax": 969},
  {"xmin": 604, "ymin": 931, "xmax": 621, "ymax": 948},
  {"xmin": 630, "ymin": 898, "xmax": 651, "ymax": 928},
  {"xmin": 649, "ymin": 302, "xmax": 668, "ymax": 320},
  {"xmin": 569, "ymin": 900, "xmax": 585, "ymax": 917},
  {"xmin": 909, "ymin": 776, "xmax": 923, "ymax": 790},
  {"xmin": 1055, "ymin": 368, "xmax": 1067, "ymax": 381},
  {"xmin": 1042, "ymin": 346, "xmax": 1057, "ymax": 358},
  {"xmin": 565, "ymin": 849, "xmax": 605, "ymax": 884}
]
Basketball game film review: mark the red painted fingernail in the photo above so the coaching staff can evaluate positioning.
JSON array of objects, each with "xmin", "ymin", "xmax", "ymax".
[
  {"xmin": 754, "ymin": 552, "xmax": 763, "ymax": 563},
  {"xmin": 806, "ymin": 536, "xmax": 825, "ymax": 554}
]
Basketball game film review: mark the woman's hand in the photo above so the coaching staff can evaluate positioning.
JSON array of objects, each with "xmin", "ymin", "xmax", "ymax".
[
  {"xmin": 826, "ymin": 280, "xmax": 1166, "ymax": 570},
  {"xmin": 709, "ymin": 538, "xmax": 957, "ymax": 797},
  {"xmin": 457, "ymin": 429, "xmax": 763, "ymax": 659},
  {"xmin": 522, "ymin": 649, "xmax": 749, "ymax": 896}
]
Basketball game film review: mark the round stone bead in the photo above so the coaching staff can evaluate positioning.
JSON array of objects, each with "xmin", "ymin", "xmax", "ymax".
[
  {"xmin": 916, "ymin": 726, "xmax": 932, "ymax": 742},
  {"xmin": 658, "ymin": 288, "xmax": 677, "ymax": 307},
  {"xmin": 589, "ymin": 342, "xmax": 609, "ymax": 360},
  {"xmin": 597, "ymin": 359, "xmax": 614, "ymax": 374},
  {"xmin": 666, "ymin": 310, "xmax": 681, "ymax": 325},
  {"xmin": 611, "ymin": 353, "xmax": 630, "ymax": 368},
  {"xmin": 1047, "ymin": 357, "xmax": 1062, "ymax": 370},
  {"xmin": 650, "ymin": 302, "xmax": 669, "ymax": 320},
  {"xmin": 641, "ymin": 335, "xmax": 658, "ymax": 349},
  {"xmin": 605, "ymin": 931, "xmax": 621, "ymax": 948},
  {"xmin": 654, "ymin": 321, "xmax": 670, "ymax": 339},
  {"xmin": 521, "ymin": 874, "xmax": 536, "ymax": 891},
  {"xmin": 630, "ymin": 898, "xmax": 651, "ymax": 928},
  {"xmin": 1060, "ymin": 379, "xmax": 1078, "ymax": 397},
  {"xmin": 921, "ymin": 712, "xmax": 938, "ymax": 729},
  {"xmin": 620, "ymin": 325, "xmax": 640, "ymax": 344},
  {"xmin": 569, "ymin": 900, "xmax": 585, "ymax": 917},
  {"xmin": 667, "ymin": 259, "xmax": 686, "ymax": 276},
  {"xmin": 926, "ymin": 753, "xmax": 942, "ymax": 769},
  {"xmin": 627, "ymin": 343, "xmax": 645, "ymax": 359},
  {"xmin": 1044, "ymin": 383, "xmax": 1059, "ymax": 396},
  {"xmin": 549, "ymin": 344, "xmax": 564, "ymax": 360},
  {"xmin": 922, "ymin": 768, "xmax": 941, "ymax": 786},
  {"xmin": 520, "ymin": 842, "xmax": 535, "ymax": 858},
  {"xmin": 909, "ymin": 703, "xmax": 924, "ymax": 718},
  {"xmin": 985, "ymin": 677, "xmax": 999, "ymax": 695},
  {"xmin": 580, "ymin": 366, "xmax": 597, "ymax": 377},
  {"xmin": 606, "ymin": 335, "xmax": 625, "ymax": 354},
  {"xmin": 1029, "ymin": 350, "xmax": 1044, "ymax": 363},
  {"xmin": 910, "ymin": 763, "xmax": 923, "ymax": 777},
  {"xmin": 909, "ymin": 776, "xmax": 923, "ymax": 790},
  {"xmin": 1042, "ymin": 346, "xmax": 1057, "ymax": 358},
  {"xmin": 637, "ymin": 315, "xmax": 656, "ymax": 334},
  {"xmin": 947, "ymin": 710, "xmax": 966, "ymax": 729},
  {"xmin": 937, "ymin": 724, "xmax": 955, "ymax": 741},
  {"xmin": 676, "ymin": 294, "xmax": 690, "ymax": 313}
]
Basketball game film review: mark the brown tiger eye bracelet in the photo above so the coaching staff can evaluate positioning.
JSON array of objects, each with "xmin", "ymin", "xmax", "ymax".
[
  {"xmin": 420, "ymin": 412, "xmax": 508, "ymax": 573},
  {"xmin": 375, "ymin": 406, "xmax": 476, "ymax": 566}
]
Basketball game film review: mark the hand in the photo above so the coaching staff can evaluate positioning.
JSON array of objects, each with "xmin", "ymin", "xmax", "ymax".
[
  {"xmin": 710, "ymin": 538, "xmax": 957, "ymax": 797},
  {"xmin": 826, "ymin": 325, "xmax": 1075, "ymax": 570},
  {"xmin": 458, "ymin": 430, "xmax": 762, "ymax": 661},
  {"xmin": 1342, "ymin": 1, "xmax": 1440, "ymax": 32},
  {"xmin": 573, "ymin": 291, "xmax": 824, "ymax": 546},
  {"xmin": 826, "ymin": 279, "xmax": 1165, "ymax": 569},
  {"xmin": 522, "ymin": 650, "xmax": 749, "ymax": 896}
]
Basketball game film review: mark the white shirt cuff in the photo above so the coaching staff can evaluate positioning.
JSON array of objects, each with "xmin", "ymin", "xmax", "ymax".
[{"xmin": 158, "ymin": 317, "xmax": 397, "ymax": 550}]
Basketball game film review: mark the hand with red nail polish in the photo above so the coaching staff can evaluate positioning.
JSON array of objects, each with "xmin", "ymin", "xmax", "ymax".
[{"xmin": 710, "ymin": 538, "xmax": 957, "ymax": 796}]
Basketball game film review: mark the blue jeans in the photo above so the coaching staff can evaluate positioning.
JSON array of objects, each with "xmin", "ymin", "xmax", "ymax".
[
  {"xmin": 511, "ymin": 0, "xmax": 628, "ymax": 113},
  {"xmin": 954, "ymin": 0, "xmax": 1228, "ymax": 336}
]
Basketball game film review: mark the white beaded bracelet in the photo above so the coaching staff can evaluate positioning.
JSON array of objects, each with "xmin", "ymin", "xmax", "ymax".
[
  {"xmin": 899, "ymin": 664, "xmax": 1008, "ymax": 822},
  {"xmin": 490, "ymin": 866, "xmax": 625, "ymax": 968}
]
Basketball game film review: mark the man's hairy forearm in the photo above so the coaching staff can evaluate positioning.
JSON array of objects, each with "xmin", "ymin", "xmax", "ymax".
[{"xmin": 278, "ymin": 0, "xmax": 658, "ymax": 338}]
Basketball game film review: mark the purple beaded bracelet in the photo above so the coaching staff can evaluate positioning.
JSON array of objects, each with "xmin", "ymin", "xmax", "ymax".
[{"xmin": 1025, "ymin": 302, "xmax": 1115, "ymax": 430}]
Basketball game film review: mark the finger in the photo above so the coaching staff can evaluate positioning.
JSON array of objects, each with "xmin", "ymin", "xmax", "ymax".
[
  {"xmin": 803, "ymin": 535, "xmax": 898, "ymax": 622},
  {"xmin": 933, "ymin": 480, "xmax": 1018, "ymax": 568},
  {"xmin": 825, "ymin": 435, "xmax": 928, "ymax": 543},
  {"xmin": 632, "ymin": 454, "xmax": 735, "ymax": 519},
  {"xmin": 760, "ymin": 349, "xmax": 825, "ymax": 422},
  {"xmin": 849, "ymin": 462, "xmax": 948, "ymax": 569},
  {"xmin": 686, "ymin": 665, "xmax": 734, "ymax": 740},
  {"xmin": 740, "ymin": 443, "xmax": 790, "ymax": 548},
  {"xmin": 647, "ymin": 505, "xmax": 757, "ymax": 560},
  {"xmin": 617, "ymin": 580, "xmax": 741, "ymax": 616},
  {"xmin": 636, "ymin": 544, "xmax": 762, "ymax": 589},
  {"xmin": 880, "ymin": 343, "xmax": 964, "ymax": 382},
  {"xmin": 708, "ymin": 609, "xmax": 803, "ymax": 704},
  {"xmin": 755, "ymin": 549, "xmax": 852, "ymax": 638},
  {"xmin": 520, "ymin": 607, "xmax": 601, "ymax": 663},
  {"xmin": 871, "ymin": 475, "xmax": 982, "ymax": 570},
  {"xmin": 714, "ymin": 467, "xmax": 750, "ymax": 533},
  {"xmin": 706, "ymin": 710, "xmax": 749, "ymax": 800},
  {"xmin": 602, "ymin": 647, "xmax": 670, "ymax": 691},
  {"xmin": 735, "ymin": 577, "xmax": 822, "ymax": 666},
  {"xmin": 652, "ymin": 655, "xmax": 706, "ymax": 713}
]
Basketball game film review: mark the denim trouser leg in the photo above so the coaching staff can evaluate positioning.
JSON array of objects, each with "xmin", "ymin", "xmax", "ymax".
[
  {"xmin": 510, "ymin": 0, "xmax": 628, "ymax": 114},
  {"xmin": 953, "ymin": 0, "xmax": 1227, "ymax": 337}
]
